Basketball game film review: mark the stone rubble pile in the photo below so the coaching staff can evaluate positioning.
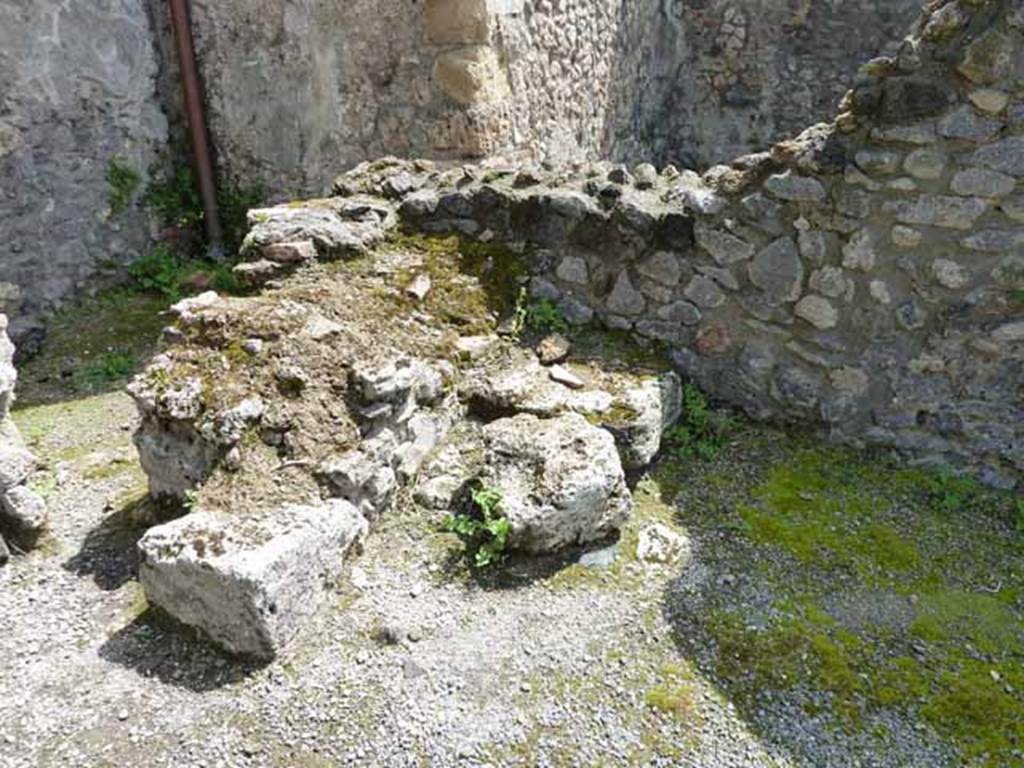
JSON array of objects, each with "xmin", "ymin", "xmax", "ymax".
[
  {"xmin": 235, "ymin": 0, "xmax": 1024, "ymax": 489},
  {"xmin": 0, "ymin": 314, "xmax": 45, "ymax": 564},
  {"xmin": 129, "ymin": 258, "xmax": 682, "ymax": 658},
  {"xmin": 125, "ymin": 0, "xmax": 1021, "ymax": 658}
]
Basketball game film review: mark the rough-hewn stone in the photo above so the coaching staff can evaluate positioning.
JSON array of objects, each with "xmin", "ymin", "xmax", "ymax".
[
  {"xmin": 883, "ymin": 195, "xmax": 989, "ymax": 230},
  {"xmin": 0, "ymin": 315, "xmax": 44, "ymax": 553},
  {"xmin": 479, "ymin": 413, "xmax": 631, "ymax": 554},
  {"xmin": 138, "ymin": 501, "xmax": 368, "ymax": 660},
  {"xmin": 794, "ymin": 295, "xmax": 839, "ymax": 330},
  {"xmin": 950, "ymin": 168, "xmax": 1016, "ymax": 198},
  {"xmin": 748, "ymin": 238, "xmax": 804, "ymax": 304}
]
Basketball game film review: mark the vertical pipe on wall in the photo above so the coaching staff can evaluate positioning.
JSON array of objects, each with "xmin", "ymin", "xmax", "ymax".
[{"xmin": 167, "ymin": 0, "xmax": 223, "ymax": 255}]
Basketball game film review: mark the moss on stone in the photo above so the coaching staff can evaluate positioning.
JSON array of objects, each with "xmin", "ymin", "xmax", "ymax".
[{"xmin": 388, "ymin": 233, "xmax": 528, "ymax": 334}]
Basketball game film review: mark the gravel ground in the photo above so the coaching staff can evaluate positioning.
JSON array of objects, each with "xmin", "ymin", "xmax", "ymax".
[
  {"xmin": 0, "ymin": 390, "xmax": 784, "ymax": 768},
  {"xmin": 0, "ymin": 387, "xmax": 1018, "ymax": 767}
]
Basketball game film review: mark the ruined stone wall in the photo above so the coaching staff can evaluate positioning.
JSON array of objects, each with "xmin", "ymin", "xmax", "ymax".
[
  {"xmin": 0, "ymin": 0, "xmax": 168, "ymax": 339},
  {"xmin": 612, "ymin": 0, "xmax": 923, "ymax": 168},
  {"xmin": 186, "ymin": 0, "xmax": 919, "ymax": 195},
  {"xmin": 244, "ymin": 0, "xmax": 1024, "ymax": 488},
  {"xmin": 0, "ymin": 0, "xmax": 915, "ymax": 337}
]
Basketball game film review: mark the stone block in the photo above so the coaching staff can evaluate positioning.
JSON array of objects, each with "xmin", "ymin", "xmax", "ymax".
[
  {"xmin": 968, "ymin": 89, "xmax": 1010, "ymax": 114},
  {"xmin": 425, "ymin": 0, "xmax": 492, "ymax": 45},
  {"xmin": 609, "ymin": 374, "xmax": 682, "ymax": 469},
  {"xmin": 903, "ymin": 148, "xmax": 946, "ymax": 180},
  {"xmin": 763, "ymin": 171, "xmax": 826, "ymax": 203},
  {"xmin": 139, "ymin": 501, "xmax": 368, "ymax": 660},
  {"xmin": 606, "ymin": 271, "xmax": 645, "ymax": 316},
  {"xmin": 555, "ymin": 256, "xmax": 589, "ymax": 286},
  {"xmin": 695, "ymin": 223, "xmax": 755, "ymax": 265},
  {"xmin": 794, "ymin": 295, "xmax": 839, "ymax": 330},
  {"xmin": 433, "ymin": 46, "xmax": 510, "ymax": 106},
  {"xmin": 937, "ymin": 106, "xmax": 1002, "ymax": 143},
  {"xmin": 636, "ymin": 251, "xmax": 682, "ymax": 286},
  {"xmin": 958, "ymin": 29, "xmax": 1015, "ymax": 84},
  {"xmin": 480, "ymin": 414, "xmax": 631, "ymax": 553},
  {"xmin": 749, "ymin": 238, "xmax": 804, "ymax": 303},
  {"xmin": 0, "ymin": 418, "xmax": 36, "ymax": 491},
  {"xmin": 931, "ymin": 259, "xmax": 969, "ymax": 289},
  {"xmin": 684, "ymin": 276, "xmax": 726, "ymax": 309},
  {"xmin": 0, "ymin": 486, "xmax": 47, "ymax": 545},
  {"xmin": 883, "ymin": 195, "xmax": 989, "ymax": 230},
  {"xmin": 969, "ymin": 137, "xmax": 1024, "ymax": 178},
  {"xmin": 950, "ymin": 168, "xmax": 1016, "ymax": 198}
]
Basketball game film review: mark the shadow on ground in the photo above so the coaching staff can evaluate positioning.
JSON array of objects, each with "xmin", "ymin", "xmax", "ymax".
[
  {"xmin": 99, "ymin": 606, "xmax": 267, "ymax": 692},
  {"xmin": 62, "ymin": 495, "xmax": 181, "ymax": 591}
]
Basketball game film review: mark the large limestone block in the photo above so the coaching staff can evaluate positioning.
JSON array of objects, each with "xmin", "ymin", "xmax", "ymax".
[
  {"xmin": 0, "ymin": 485, "xmax": 47, "ymax": 545},
  {"xmin": 433, "ymin": 46, "xmax": 510, "ymax": 106},
  {"xmin": 425, "ymin": 0, "xmax": 491, "ymax": 44},
  {"xmin": 242, "ymin": 206, "xmax": 389, "ymax": 259},
  {"xmin": 0, "ymin": 417, "xmax": 36, "ymax": 491},
  {"xmin": 132, "ymin": 421, "xmax": 221, "ymax": 502},
  {"xmin": 480, "ymin": 413, "xmax": 631, "ymax": 553},
  {"xmin": 139, "ymin": 501, "xmax": 368, "ymax": 660}
]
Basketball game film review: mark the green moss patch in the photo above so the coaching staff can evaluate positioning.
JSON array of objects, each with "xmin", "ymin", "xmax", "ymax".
[
  {"xmin": 662, "ymin": 434, "xmax": 1024, "ymax": 766},
  {"xmin": 388, "ymin": 233, "xmax": 528, "ymax": 335},
  {"xmin": 16, "ymin": 292, "xmax": 168, "ymax": 406}
]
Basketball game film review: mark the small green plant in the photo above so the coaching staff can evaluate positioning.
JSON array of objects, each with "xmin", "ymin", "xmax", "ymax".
[
  {"xmin": 442, "ymin": 481, "xmax": 510, "ymax": 568},
  {"xmin": 1013, "ymin": 499, "xmax": 1024, "ymax": 536},
  {"xmin": 106, "ymin": 160, "xmax": 141, "ymax": 216},
  {"xmin": 1011, "ymin": 288, "xmax": 1024, "ymax": 306},
  {"xmin": 525, "ymin": 298, "xmax": 568, "ymax": 334},
  {"xmin": 83, "ymin": 351, "xmax": 135, "ymax": 384},
  {"xmin": 920, "ymin": 470, "xmax": 982, "ymax": 514},
  {"xmin": 143, "ymin": 157, "xmax": 204, "ymax": 231},
  {"xmin": 509, "ymin": 286, "xmax": 529, "ymax": 340},
  {"xmin": 209, "ymin": 262, "xmax": 240, "ymax": 294},
  {"xmin": 664, "ymin": 383, "xmax": 732, "ymax": 461},
  {"xmin": 218, "ymin": 179, "xmax": 265, "ymax": 254},
  {"xmin": 128, "ymin": 244, "xmax": 187, "ymax": 300}
]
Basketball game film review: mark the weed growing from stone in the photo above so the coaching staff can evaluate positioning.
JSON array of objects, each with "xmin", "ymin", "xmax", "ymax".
[
  {"xmin": 509, "ymin": 286, "xmax": 529, "ymax": 340},
  {"xmin": 106, "ymin": 160, "xmax": 141, "ymax": 216},
  {"xmin": 663, "ymin": 384, "xmax": 731, "ymax": 461},
  {"xmin": 142, "ymin": 148, "xmax": 263, "ymax": 255},
  {"xmin": 442, "ymin": 481, "xmax": 510, "ymax": 568},
  {"xmin": 142, "ymin": 154, "xmax": 204, "ymax": 232},
  {"xmin": 525, "ymin": 298, "xmax": 568, "ymax": 334}
]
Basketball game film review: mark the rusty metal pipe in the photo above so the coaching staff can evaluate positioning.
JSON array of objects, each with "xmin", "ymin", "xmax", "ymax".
[{"xmin": 168, "ymin": 0, "xmax": 223, "ymax": 254}]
